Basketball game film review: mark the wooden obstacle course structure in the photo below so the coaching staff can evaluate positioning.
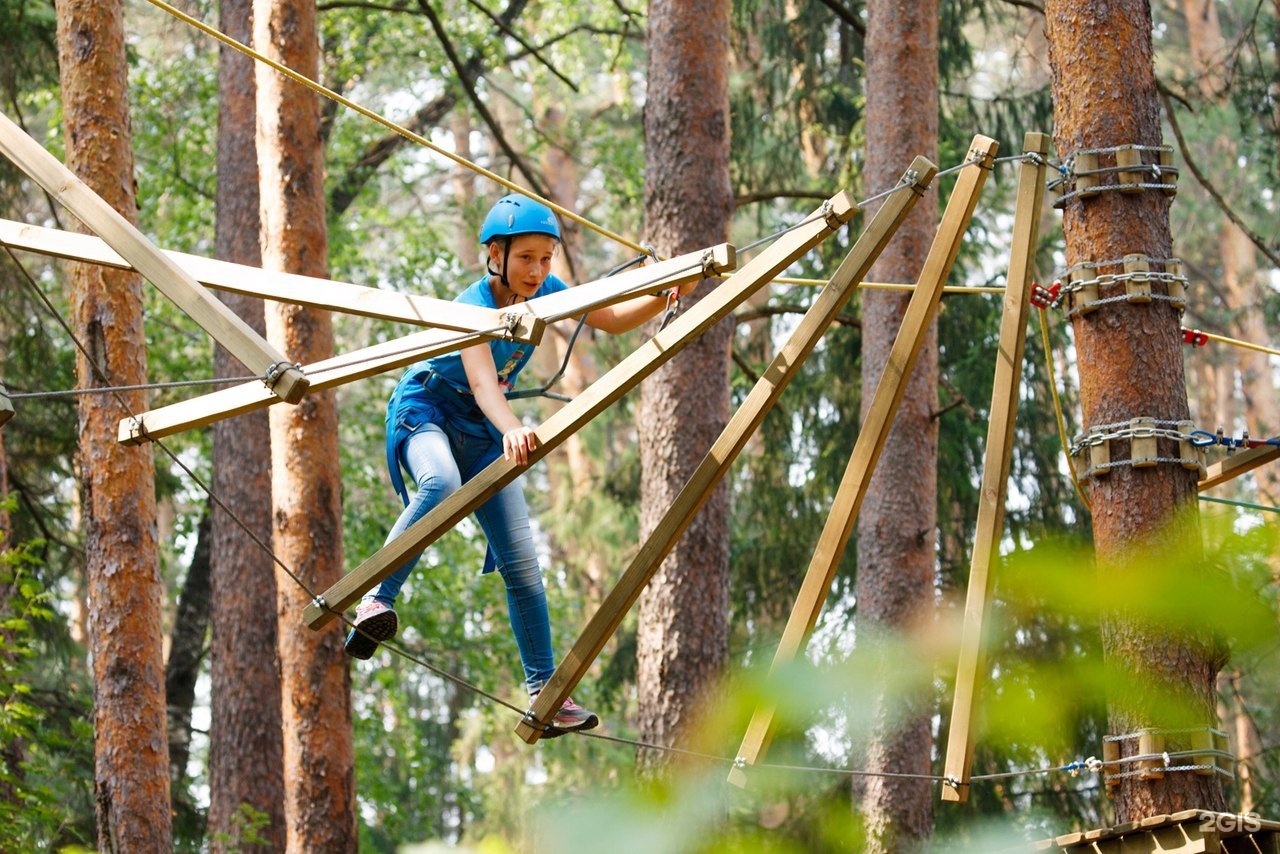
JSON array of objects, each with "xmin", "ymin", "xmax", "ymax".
[
  {"xmin": 516, "ymin": 152, "xmax": 948, "ymax": 744},
  {"xmin": 727, "ymin": 134, "xmax": 1004, "ymax": 784},
  {"xmin": 0, "ymin": 109, "xmax": 308, "ymax": 405},
  {"xmin": 939, "ymin": 131, "xmax": 1051, "ymax": 802},
  {"xmin": 114, "ymin": 244, "xmax": 733, "ymax": 443},
  {"xmin": 303, "ymin": 189, "xmax": 861, "ymax": 630}
]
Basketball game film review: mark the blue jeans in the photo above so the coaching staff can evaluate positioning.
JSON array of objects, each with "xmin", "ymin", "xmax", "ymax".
[{"xmin": 366, "ymin": 419, "xmax": 555, "ymax": 690}]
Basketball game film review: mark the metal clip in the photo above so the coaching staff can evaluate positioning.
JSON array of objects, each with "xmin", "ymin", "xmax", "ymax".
[
  {"xmin": 264, "ymin": 360, "xmax": 301, "ymax": 388},
  {"xmin": 700, "ymin": 248, "xmax": 717, "ymax": 278},
  {"xmin": 820, "ymin": 199, "xmax": 842, "ymax": 231},
  {"xmin": 311, "ymin": 594, "xmax": 328, "ymax": 612},
  {"xmin": 500, "ymin": 311, "xmax": 524, "ymax": 340}
]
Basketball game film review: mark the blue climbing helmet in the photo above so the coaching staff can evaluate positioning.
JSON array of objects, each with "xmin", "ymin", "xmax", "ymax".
[{"xmin": 480, "ymin": 194, "xmax": 562, "ymax": 245}]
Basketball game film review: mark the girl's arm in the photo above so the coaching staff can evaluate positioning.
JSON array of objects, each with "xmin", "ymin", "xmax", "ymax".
[
  {"xmin": 460, "ymin": 343, "xmax": 538, "ymax": 465},
  {"xmin": 582, "ymin": 278, "xmax": 700, "ymax": 334}
]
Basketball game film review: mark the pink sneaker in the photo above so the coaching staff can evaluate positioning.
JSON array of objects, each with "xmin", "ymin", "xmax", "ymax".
[
  {"xmin": 532, "ymin": 691, "xmax": 599, "ymax": 737},
  {"xmin": 344, "ymin": 600, "xmax": 398, "ymax": 660}
]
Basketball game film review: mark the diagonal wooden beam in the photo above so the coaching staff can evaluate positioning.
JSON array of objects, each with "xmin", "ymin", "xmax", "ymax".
[
  {"xmin": 0, "ymin": 217, "xmax": 540, "ymax": 340},
  {"xmin": 728, "ymin": 135, "xmax": 1001, "ymax": 787},
  {"xmin": 513, "ymin": 156, "xmax": 939, "ymax": 745},
  {"xmin": 302, "ymin": 194, "xmax": 857, "ymax": 631},
  {"xmin": 940, "ymin": 132, "xmax": 1051, "ymax": 803},
  {"xmin": 117, "ymin": 244, "xmax": 735, "ymax": 445},
  {"xmin": 0, "ymin": 109, "xmax": 309, "ymax": 404},
  {"xmin": 1197, "ymin": 443, "xmax": 1280, "ymax": 492}
]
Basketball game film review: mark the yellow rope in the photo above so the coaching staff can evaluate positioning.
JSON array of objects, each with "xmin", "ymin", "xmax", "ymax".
[
  {"xmin": 1038, "ymin": 309, "xmax": 1091, "ymax": 513},
  {"xmin": 141, "ymin": 0, "xmax": 647, "ymax": 255},
  {"xmin": 1192, "ymin": 329, "xmax": 1280, "ymax": 359}
]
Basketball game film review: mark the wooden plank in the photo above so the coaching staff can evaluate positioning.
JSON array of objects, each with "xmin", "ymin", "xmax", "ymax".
[
  {"xmin": 119, "ymin": 327, "xmax": 488, "ymax": 443},
  {"xmin": 0, "ymin": 109, "xmax": 309, "ymax": 404},
  {"xmin": 1198, "ymin": 443, "xmax": 1280, "ymax": 492},
  {"xmin": 938, "ymin": 132, "xmax": 1051, "ymax": 803},
  {"xmin": 117, "ymin": 245, "xmax": 736, "ymax": 444},
  {"xmin": 0, "ymin": 217, "xmax": 541, "ymax": 341},
  {"xmin": 513, "ymin": 156, "xmax": 939, "ymax": 745},
  {"xmin": 729, "ymin": 135, "xmax": 1002, "ymax": 787},
  {"xmin": 301, "ymin": 191, "xmax": 859, "ymax": 631}
]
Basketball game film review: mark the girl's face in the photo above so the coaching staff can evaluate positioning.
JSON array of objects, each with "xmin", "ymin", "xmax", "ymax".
[{"xmin": 491, "ymin": 234, "xmax": 557, "ymax": 299}]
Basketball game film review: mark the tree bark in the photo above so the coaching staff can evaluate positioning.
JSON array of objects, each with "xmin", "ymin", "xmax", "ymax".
[
  {"xmin": 208, "ymin": 3, "xmax": 287, "ymax": 849},
  {"xmin": 54, "ymin": 1, "xmax": 172, "ymax": 848},
  {"xmin": 253, "ymin": 1, "xmax": 357, "ymax": 848},
  {"xmin": 855, "ymin": 0, "xmax": 939, "ymax": 849},
  {"xmin": 1044, "ymin": 0, "xmax": 1225, "ymax": 820},
  {"xmin": 165, "ymin": 510, "xmax": 211, "ymax": 790},
  {"xmin": 636, "ymin": 0, "xmax": 734, "ymax": 772}
]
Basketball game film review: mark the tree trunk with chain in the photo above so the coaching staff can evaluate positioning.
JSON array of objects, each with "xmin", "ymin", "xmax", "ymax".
[{"xmin": 1044, "ymin": 0, "xmax": 1226, "ymax": 820}]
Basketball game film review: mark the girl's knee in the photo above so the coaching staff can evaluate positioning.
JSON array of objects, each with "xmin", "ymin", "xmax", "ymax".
[{"xmin": 416, "ymin": 468, "xmax": 461, "ymax": 494}]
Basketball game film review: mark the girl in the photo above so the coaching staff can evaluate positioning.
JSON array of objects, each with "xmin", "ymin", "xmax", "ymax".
[{"xmin": 347, "ymin": 194, "xmax": 697, "ymax": 734}]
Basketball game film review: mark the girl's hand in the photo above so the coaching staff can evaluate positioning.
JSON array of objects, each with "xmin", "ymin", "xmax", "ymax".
[{"xmin": 503, "ymin": 425, "xmax": 539, "ymax": 466}]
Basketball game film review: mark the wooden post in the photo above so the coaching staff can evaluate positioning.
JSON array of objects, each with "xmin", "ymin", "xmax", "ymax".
[
  {"xmin": 0, "ymin": 383, "xmax": 12, "ymax": 427},
  {"xmin": 118, "ymin": 245, "xmax": 735, "ymax": 444},
  {"xmin": 729, "ymin": 137, "xmax": 1003, "ymax": 787},
  {"xmin": 1159, "ymin": 148, "xmax": 1178, "ymax": 196},
  {"xmin": 1103, "ymin": 738, "xmax": 1121, "ymax": 797},
  {"xmin": 0, "ymin": 217, "xmax": 541, "ymax": 340},
  {"xmin": 1129, "ymin": 417, "xmax": 1158, "ymax": 467},
  {"xmin": 1166, "ymin": 258, "xmax": 1186, "ymax": 310},
  {"xmin": 515, "ymin": 154, "xmax": 946, "ymax": 746},
  {"xmin": 1071, "ymin": 264, "xmax": 1099, "ymax": 316},
  {"xmin": 1116, "ymin": 146, "xmax": 1144, "ymax": 191},
  {"xmin": 0, "ymin": 109, "xmax": 309, "ymax": 403},
  {"xmin": 1075, "ymin": 151, "xmax": 1101, "ymax": 197},
  {"xmin": 937, "ymin": 133, "xmax": 1050, "ymax": 803},
  {"xmin": 1139, "ymin": 731, "xmax": 1165, "ymax": 780},
  {"xmin": 302, "ymin": 192, "xmax": 858, "ymax": 631},
  {"xmin": 1123, "ymin": 254, "xmax": 1152, "ymax": 304}
]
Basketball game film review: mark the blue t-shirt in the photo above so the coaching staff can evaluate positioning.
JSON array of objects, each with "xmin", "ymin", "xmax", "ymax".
[{"xmin": 385, "ymin": 273, "xmax": 570, "ymax": 504}]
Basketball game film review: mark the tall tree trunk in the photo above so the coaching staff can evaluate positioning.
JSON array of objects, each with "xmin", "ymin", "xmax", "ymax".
[
  {"xmin": 854, "ymin": 0, "xmax": 939, "ymax": 849},
  {"xmin": 207, "ymin": 2, "xmax": 287, "ymax": 849},
  {"xmin": 54, "ymin": 2, "xmax": 172, "ymax": 848},
  {"xmin": 165, "ymin": 511, "xmax": 211, "ymax": 789},
  {"xmin": 636, "ymin": 0, "xmax": 734, "ymax": 771},
  {"xmin": 1044, "ymin": 0, "xmax": 1226, "ymax": 820},
  {"xmin": 0, "ymin": 389, "xmax": 20, "ymax": 814},
  {"xmin": 254, "ymin": 1, "xmax": 357, "ymax": 848}
]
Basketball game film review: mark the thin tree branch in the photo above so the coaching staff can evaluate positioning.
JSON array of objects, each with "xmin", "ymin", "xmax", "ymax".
[
  {"xmin": 328, "ymin": 92, "xmax": 457, "ymax": 218},
  {"xmin": 414, "ymin": 0, "xmax": 550, "ymax": 201},
  {"xmin": 462, "ymin": 0, "xmax": 578, "ymax": 92},
  {"xmin": 735, "ymin": 189, "xmax": 832, "ymax": 207},
  {"xmin": 814, "ymin": 0, "xmax": 866, "ymax": 36},
  {"xmin": 735, "ymin": 305, "xmax": 860, "ymax": 327},
  {"xmin": 1159, "ymin": 85, "xmax": 1280, "ymax": 270},
  {"xmin": 317, "ymin": 0, "xmax": 415, "ymax": 11},
  {"xmin": 993, "ymin": 0, "xmax": 1044, "ymax": 14}
]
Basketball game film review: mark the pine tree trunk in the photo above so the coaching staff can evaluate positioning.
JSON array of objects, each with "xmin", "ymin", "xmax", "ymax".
[
  {"xmin": 207, "ymin": 3, "xmax": 288, "ymax": 848},
  {"xmin": 54, "ymin": 2, "xmax": 172, "ymax": 848},
  {"xmin": 1044, "ymin": 0, "xmax": 1226, "ymax": 820},
  {"xmin": 636, "ymin": 0, "xmax": 734, "ymax": 771},
  {"xmin": 253, "ymin": 1, "xmax": 356, "ymax": 848},
  {"xmin": 165, "ymin": 511, "xmax": 211, "ymax": 790},
  {"xmin": 855, "ymin": 0, "xmax": 939, "ymax": 849}
]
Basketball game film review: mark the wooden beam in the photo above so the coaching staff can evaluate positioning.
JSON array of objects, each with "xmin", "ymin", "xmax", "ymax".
[
  {"xmin": 1198, "ymin": 443, "xmax": 1280, "ymax": 492},
  {"xmin": 939, "ymin": 132, "xmax": 1052, "ymax": 803},
  {"xmin": 119, "ymin": 326, "xmax": 490, "ymax": 444},
  {"xmin": 0, "ymin": 217, "xmax": 541, "ymax": 341},
  {"xmin": 729, "ymin": 135, "xmax": 1001, "ymax": 787},
  {"xmin": 513, "ymin": 157, "xmax": 939, "ymax": 745},
  {"xmin": 117, "ymin": 245, "xmax": 735, "ymax": 444},
  {"xmin": 302, "ymin": 193, "xmax": 858, "ymax": 631},
  {"xmin": 0, "ymin": 383, "xmax": 12, "ymax": 427},
  {"xmin": 0, "ymin": 109, "xmax": 309, "ymax": 404}
]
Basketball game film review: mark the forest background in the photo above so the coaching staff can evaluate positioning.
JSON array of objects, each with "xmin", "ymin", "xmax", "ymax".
[{"xmin": 0, "ymin": 0, "xmax": 1277, "ymax": 850}]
